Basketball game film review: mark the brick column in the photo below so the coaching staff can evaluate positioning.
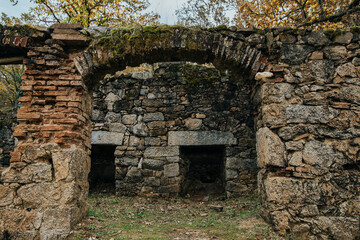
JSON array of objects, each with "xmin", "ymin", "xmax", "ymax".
[{"xmin": 0, "ymin": 24, "xmax": 92, "ymax": 239}]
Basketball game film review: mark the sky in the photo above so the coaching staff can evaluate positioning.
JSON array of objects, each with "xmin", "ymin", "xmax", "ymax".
[{"xmin": 0, "ymin": 0, "xmax": 189, "ymax": 25}]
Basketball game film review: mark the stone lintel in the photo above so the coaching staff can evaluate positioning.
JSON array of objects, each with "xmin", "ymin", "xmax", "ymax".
[
  {"xmin": 49, "ymin": 23, "xmax": 83, "ymax": 29},
  {"xmin": 51, "ymin": 33, "xmax": 88, "ymax": 43},
  {"xmin": 91, "ymin": 131, "xmax": 124, "ymax": 145},
  {"xmin": 168, "ymin": 131, "xmax": 237, "ymax": 146}
]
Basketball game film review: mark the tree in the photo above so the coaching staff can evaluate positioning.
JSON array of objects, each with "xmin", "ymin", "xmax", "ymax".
[
  {"xmin": 176, "ymin": 0, "xmax": 236, "ymax": 27},
  {"xmin": 236, "ymin": 0, "xmax": 360, "ymax": 28},
  {"xmin": 0, "ymin": 65, "xmax": 23, "ymax": 109},
  {"xmin": 8, "ymin": 0, "xmax": 160, "ymax": 27},
  {"xmin": 176, "ymin": 0, "xmax": 360, "ymax": 29}
]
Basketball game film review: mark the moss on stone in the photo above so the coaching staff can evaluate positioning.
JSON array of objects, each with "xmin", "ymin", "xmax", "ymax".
[
  {"xmin": 350, "ymin": 26, "xmax": 360, "ymax": 34},
  {"xmin": 323, "ymin": 29, "xmax": 342, "ymax": 40},
  {"xmin": 180, "ymin": 63, "xmax": 220, "ymax": 89}
]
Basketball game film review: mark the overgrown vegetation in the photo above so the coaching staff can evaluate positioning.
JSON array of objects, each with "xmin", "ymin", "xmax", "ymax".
[
  {"xmin": 0, "ymin": 65, "xmax": 23, "ymax": 110},
  {"xmin": 71, "ymin": 193, "xmax": 285, "ymax": 240}
]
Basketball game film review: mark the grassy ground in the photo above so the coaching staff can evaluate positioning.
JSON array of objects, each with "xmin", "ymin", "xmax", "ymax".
[{"xmin": 71, "ymin": 193, "xmax": 284, "ymax": 240}]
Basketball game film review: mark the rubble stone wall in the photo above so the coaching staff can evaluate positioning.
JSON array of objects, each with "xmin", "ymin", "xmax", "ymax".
[
  {"xmin": 254, "ymin": 29, "xmax": 360, "ymax": 239},
  {"xmin": 91, "ymin": 62, "xmax": 257, "ymax": 197}
]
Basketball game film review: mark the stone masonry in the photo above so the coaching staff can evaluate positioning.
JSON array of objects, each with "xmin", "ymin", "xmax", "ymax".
[
  {"xmin": 0, "ymin": 24, "xmax": 359, "ymax": 239},
  {"xmin": 91, "ymin": 62, "xmax": 257, "ymax": 197}
]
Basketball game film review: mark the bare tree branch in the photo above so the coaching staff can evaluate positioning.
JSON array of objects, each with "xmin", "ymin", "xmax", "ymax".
[{"xmin": 297, "ymin": 0, "xmax": 360, "ymax": 27}]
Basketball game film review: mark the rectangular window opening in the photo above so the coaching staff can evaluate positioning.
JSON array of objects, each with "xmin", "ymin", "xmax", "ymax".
[
  {"xmin": 180, "ymin": 145, "xmax": 225, "ymax": 199},
  {"xmin": 89, "ymin": 144, "xmax": 116, "ymax": 193}
]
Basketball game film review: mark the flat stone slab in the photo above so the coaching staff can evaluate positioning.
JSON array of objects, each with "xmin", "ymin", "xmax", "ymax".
[
  {"xmin": 91, "ymin": 131, "xmax": 124, "ymax": 145},
  {"xmin": 144, "ymin": 146, "xmax": 179, "ymax": 157},
  {"xmin": 168, "ymin": 131, "xmax": 237, "ymax": 146}
]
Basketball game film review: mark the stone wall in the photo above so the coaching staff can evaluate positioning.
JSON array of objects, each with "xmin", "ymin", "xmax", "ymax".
[
  {"xmin": 254, "ymin": 29, "xmax": 360, "ymax": 239},
  {"xmin": 0, "ymin": 109, "xmax": 16, "ymax": 167},
  {"xmin": 91, "ymin": 62, "xmax": 258, "ymax": 197},
  {"xmin": 0, "ymin": 24, "xmax": 359, "ymax": 239}
]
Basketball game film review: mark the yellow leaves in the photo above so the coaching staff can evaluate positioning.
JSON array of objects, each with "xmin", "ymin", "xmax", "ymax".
[
  {"xmin": 26, "ymin": 0, "xmax": 159, "ymax": 27},
  {"xmin": 234, "ymin": 0, "xmax": 355, "ymax": 29}
]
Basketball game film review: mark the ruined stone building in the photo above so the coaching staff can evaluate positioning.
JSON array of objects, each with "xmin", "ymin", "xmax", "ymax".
[{"xmin": 0, "ymin": 24, "xmax": 359, "ymax": 239}]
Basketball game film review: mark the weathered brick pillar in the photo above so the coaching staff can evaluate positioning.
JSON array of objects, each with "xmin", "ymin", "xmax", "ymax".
[{"xmin": 0, "ymin": 24, "xmax": 91, "ymax": 239}]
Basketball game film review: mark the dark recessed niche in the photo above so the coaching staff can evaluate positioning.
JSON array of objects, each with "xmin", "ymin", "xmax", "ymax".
[
  {"xmin": 180, "ymin": 145, "xmax": 225, "ymax": 198},
  {"xmin": 89, "ymin": 145, "xmax": 116, "ymax": 193}
]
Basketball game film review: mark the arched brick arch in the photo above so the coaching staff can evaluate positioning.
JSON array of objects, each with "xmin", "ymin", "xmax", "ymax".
[{"xmin": 74, "ymin": 26, "xmax": 262, "ymax": 89}]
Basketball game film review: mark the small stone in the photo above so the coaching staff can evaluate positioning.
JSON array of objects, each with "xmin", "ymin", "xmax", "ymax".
[
  {"xmin": 132, "ymin": 72, "xmax": 153, "ymax": 80},
  {"xmin": 256, "ymin": 127, "xmax": 286, "ymax": 167},
  {"xmin": 144, "ymin": 137, "xmax": 161, "ymax": 146},
  {"xmin": 285, "ymin": 141, "xmax": 304, "ymax": 151},
  {"xmin": 334, "ymin": 32, "xmax": 353, "ymax": 44},
  {"xmin": 310, "ymin": 51, "xmax": 324, "ymax": 60},
  {"xmin": 324, "ymin": 46, "xmax": 347, "ymax": 60},
  {"xmin": 289, "ymin": 151, "xmax": 303, "ymax": 166},
  {"xmin": 352, "ymin": 57, "xmax": 360, "ymax": 66},
  {"xmin": 109, "ymin": 123, "xmax": 127, "ymax": 133},
  {"xmin": 91, "ymin": 131, "xmax": 124, "ymax": 145},
  {"xmin": 142, "ymin": 159, "xmax": 164, "ymax": 170},
  {"xmin": 184, "ymin": 118, "xmax": 202, "ymax": 130},
  {"xmin": 143, "ymin": 113, "xmax": 164, "ymax": 122},
  {"xmin": 336, "ymin": 63, "xmax": 357, "ymax": 77},
  {"xmin": 105, "ymin": 92, "xmax": 119, "ymax": 102},
  {"xmin": 122, "ymin": 114, "xmax": 137, "ymax": 125},
  {"xmin": 144, "ymin": 146, "xmax": 179, "ymax": 157},
  {"xmin": 255, "ymin": 72, "xmax": 273, "ymax": 81},
  {"xmin": 195, "ymin": 113, "xmax": 206, "ymax": 119},
  {"xmin": 164, "ymin": 163, "xmax": 180, "ymax": 177},
  {"xmin": 147, "ymin": 93, "xmax": 156, "ymax": 99},
  {"xmin": 132, "ymin": 123, "xmax": 149, "ymax": 137}
]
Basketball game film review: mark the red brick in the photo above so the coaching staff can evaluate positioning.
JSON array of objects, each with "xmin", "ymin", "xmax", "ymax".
[
  {"xmin": 54, "ymin": 119, "xmax": 82, "ymax": 125},
  {"xmin": 54, "ymin": 132, "xmax": 82, "ymax": 139},
  {"xmin": 18, "ymin": 96, "xmax": 32, "ymax": 102},
  {"xmin": 48, "ymin": 81, "xmax": 70, "ymax": 86},
  {"xmin": 10, "ymin": 151, "xmax": 22, "ymax": 162},
  {"xmin": 22, "ymin": 80, "xmax": 46, "ymax": 86},
  {"xmin": 24, "ymin": 70, "xmax": 40, "ymax": 75},
  {"xmin": 59, "ymin": 75, "xmax": 82, "ymax": 80},
  {"xmin": 17, "ymin": 113, "xmax": 41, "ymax": 119},
  {"xmin": 20, "ymin": 86, "xmax": 33, "ymax": 91},
  {"xmin": 56, "ymin": 96, "xmax": 82, "ymax": 102},
  {"xmin": 41, "ymin": 125, "xmax": 72, "ymax": 131},
  {"xmin": 13, "ymin": 131, "xmax": 27, "ymax": 138},
  {"xmin": 44, "ymin": 91, "xmax": 68, "ymax": 96},
  {"xmin": 41, "ymin": 132, "xmax": 52, "ymax": 138},
  {"xmin": 48, "ymin": 113, "xmax": 66, "ymax": 119},
  {"xmin": 68, "ymin": 102, "xmax": 81, "ymax": 108},
  {"xmin": 34, "ymin": 86, "xmax": 57, "ymax": 91}
]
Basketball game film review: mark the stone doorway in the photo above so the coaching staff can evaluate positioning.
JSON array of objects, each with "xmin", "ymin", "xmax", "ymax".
[
  {"xmin": 180, "ymin": 145, "xmax": 225, "ymax": 199},
  {"xmin": 89, "ymin": 144, "xmax": 116, "ymax": 192}
]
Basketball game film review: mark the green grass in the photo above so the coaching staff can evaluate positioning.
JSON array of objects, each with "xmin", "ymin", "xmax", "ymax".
[{"xmin": 71, "ymin": 193, "xmax": 284, "ymax": 240}]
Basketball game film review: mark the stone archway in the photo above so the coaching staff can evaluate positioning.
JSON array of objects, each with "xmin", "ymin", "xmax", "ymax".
[{"xmin": 0, "ymin": 24, "xmax": 359, "ymax": 239}]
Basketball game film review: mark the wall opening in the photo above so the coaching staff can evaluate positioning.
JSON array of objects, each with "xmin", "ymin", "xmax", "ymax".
[
  {"xmin": 89, "ymin": 144, "xmax": 116, "ymax": 193},
  {"xmin": 180, "ymin": 145, "xmax": 225, "ymax": 199}
]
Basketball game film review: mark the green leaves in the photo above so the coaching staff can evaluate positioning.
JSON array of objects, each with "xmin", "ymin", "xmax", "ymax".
[{"xmin": 0, "ymin": 65, "xmax": 23, "ymax": 109}]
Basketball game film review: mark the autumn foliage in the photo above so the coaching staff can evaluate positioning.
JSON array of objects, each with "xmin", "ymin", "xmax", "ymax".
[
  {"xmin": 177, "ymin": 0, "xmax": 360, "ymax": 29},
  {"xmin": 236, "ymin": 0, "xmax": 360, "ymax": 29},
  {"xmin": 9, "ymin": 0, "xmax": 160, "ymax": 27}
]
